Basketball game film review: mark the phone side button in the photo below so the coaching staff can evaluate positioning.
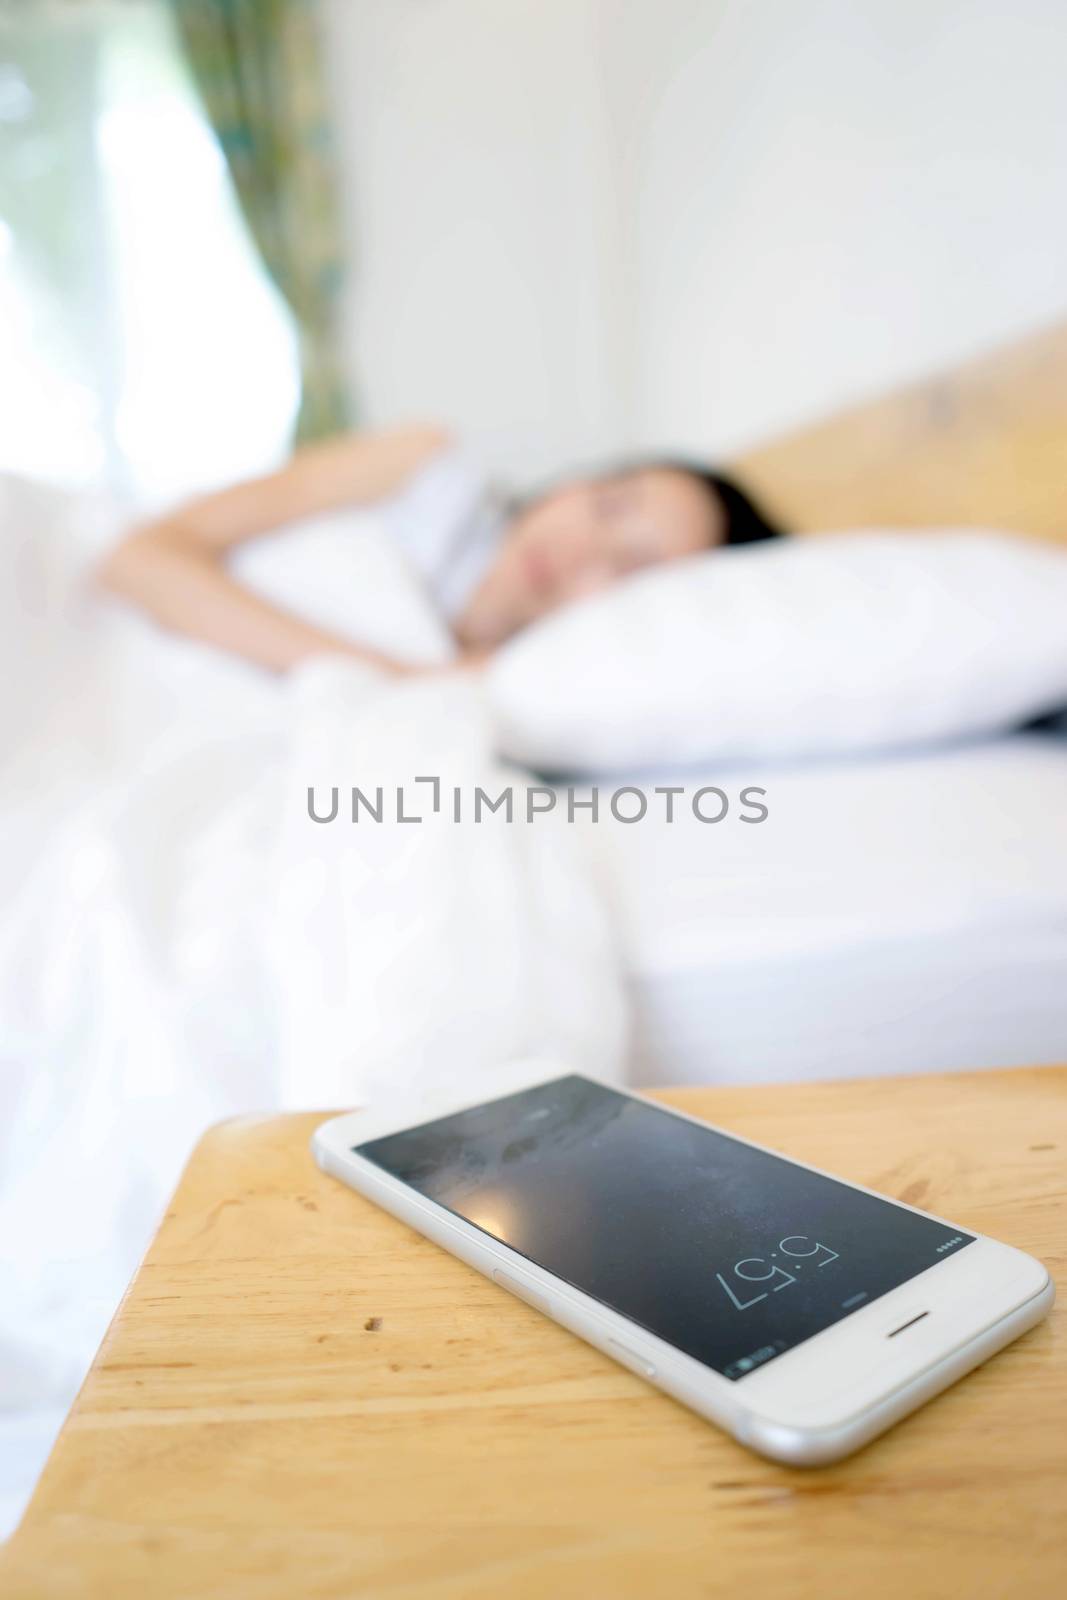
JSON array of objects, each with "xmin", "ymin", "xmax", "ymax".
[
  {"xmin": 606, "ymin": 1339, "xmax": 657, "ymax": 1380},
  {"xmin": 492, "ymin": 1269, "xmax": 551, "ymax": 1316}
]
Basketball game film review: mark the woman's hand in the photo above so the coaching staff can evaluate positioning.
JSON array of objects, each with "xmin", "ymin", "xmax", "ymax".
[
  {"xmin": 392, "ymin": 648, "xmax": 494, "ymax": 679},
  {"xmin": 452, "ymin": 647, "xmax": 494, "ymax": 674}
]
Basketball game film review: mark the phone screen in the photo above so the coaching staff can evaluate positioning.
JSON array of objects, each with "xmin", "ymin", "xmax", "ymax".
[{"xmin": 356, "ymin": 1075, "xmax": 973, "ymax": 1380}]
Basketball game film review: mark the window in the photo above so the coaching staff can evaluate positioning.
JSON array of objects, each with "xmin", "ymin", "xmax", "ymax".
[{"xmin": 0, "ymin": 0, "xmax": 299, "ymax": 513}]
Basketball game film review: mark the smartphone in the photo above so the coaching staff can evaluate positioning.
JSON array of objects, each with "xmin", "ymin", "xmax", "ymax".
[{"xmin": 312, "ymin": 1073, "xmax": 1053, "ymax": 1465}]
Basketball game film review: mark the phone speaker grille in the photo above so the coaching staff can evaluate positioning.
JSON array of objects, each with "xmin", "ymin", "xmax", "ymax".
[{"xmin": 887, "ymin": 1311, "xmax": 930, "ymax": 1338}]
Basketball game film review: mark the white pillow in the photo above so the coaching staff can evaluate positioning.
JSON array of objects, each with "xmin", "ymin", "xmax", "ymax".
[
  {"xmin": 233, "ymin": 506, "xmax": 454, "ymax": 666},
  {"xmin": 486, "ymin": 532, "xmax": 1067, "ymax": 770}
]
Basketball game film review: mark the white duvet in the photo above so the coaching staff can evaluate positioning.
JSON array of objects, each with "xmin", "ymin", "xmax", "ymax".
[{"xmin": 0, "ymin": 480, "xmax": 624, "ymax": 1521}]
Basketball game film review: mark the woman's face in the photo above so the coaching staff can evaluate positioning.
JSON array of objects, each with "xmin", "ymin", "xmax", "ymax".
[{"xmin": 456, "ymin": 467, "xmax": 722, "ymax": 648}]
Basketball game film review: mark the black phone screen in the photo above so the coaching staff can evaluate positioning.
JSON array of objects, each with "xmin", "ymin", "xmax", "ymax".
[{"xmin": 355, "ymin": 1075, "xmax": 973, "ymax": 1380}]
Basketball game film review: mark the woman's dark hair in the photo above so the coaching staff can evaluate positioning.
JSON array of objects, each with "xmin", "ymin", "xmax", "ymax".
[
  {"xmin": 514, "ymin": 460, "xmax": 786, "ymax": 546},
  {"xmin": 660, "ymin": 461, "xmax": 786, "ymax": 546}
]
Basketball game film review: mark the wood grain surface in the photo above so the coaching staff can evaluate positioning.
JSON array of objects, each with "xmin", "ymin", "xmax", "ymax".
[
  {"xmin": 4, "ymin": 1068, "xmax": 1065, "ymax": 1599},
  {"xmin": 733, "ymin": 316, "xmax": 1067, "ymax": 541}
]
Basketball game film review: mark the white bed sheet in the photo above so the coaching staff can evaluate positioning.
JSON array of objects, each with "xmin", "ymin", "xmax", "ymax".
[{"xmin": 586, "ymin": 737, "xmax": 1067, "ymax": 1085}]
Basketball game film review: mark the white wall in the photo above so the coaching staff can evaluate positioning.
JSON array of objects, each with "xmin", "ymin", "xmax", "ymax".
[
  {"xmin": 606, "ymin": 0, "xmax": 1067, "ymax": 457},
  {"xmin": 323, "ymin": 0, "xmax": 1067, "ymax": 474},
  {"xmin": 321, "ymin": 0, "xmax": 624, "ymax": 481}
]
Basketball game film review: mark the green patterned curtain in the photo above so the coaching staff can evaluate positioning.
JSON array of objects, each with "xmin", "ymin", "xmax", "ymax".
[{"xmin": 170, "ymin": 0, "xmax": 349, "ymax": 443}]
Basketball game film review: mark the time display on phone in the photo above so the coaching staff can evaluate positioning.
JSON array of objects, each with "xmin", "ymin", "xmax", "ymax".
[
  {"xmin": 358, "ymin": 1076, "xmax": 975, "ymax": 1382},
  {"xmin": 716, "ymin": 1236, "xmax": 839, "ymax": 1310}
]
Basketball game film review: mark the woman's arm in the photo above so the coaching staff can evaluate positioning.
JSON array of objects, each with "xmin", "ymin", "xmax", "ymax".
[{"xmin": 97, "ymin": 425, "xmax": 452, "ymax": 674}]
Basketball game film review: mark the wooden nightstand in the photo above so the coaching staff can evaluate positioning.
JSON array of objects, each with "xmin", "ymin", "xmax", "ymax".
[{"xmin": 4, "ymin": 1068, "xmax": 1065, "ymax": 1598}]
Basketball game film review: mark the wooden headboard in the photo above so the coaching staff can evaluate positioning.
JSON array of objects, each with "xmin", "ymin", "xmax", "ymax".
[{"xmin": 731, "ymin": 318, "xmax": 1067, "ymax": 543}]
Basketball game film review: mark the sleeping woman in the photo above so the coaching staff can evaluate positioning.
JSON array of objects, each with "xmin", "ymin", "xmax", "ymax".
[{"xmin": 99, "ymin": 425, "xmax": 782, "ymax": 673}]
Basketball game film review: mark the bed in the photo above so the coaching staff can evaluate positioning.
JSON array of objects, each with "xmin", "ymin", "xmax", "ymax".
[
  {"xmin": 597, "ymin": 737, "xmax": 1067, "ymax": 1084},
  {"xmin": 604, "ymin": 316, "xmax": 1067, "ymax": 1083}
]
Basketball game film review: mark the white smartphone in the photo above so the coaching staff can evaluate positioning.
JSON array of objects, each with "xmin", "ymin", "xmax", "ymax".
[{"xmin": 312, "ymin": 1072, "xmax": 1053, "ymax": 1465}]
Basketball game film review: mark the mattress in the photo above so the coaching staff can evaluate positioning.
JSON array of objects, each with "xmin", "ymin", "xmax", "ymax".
[{"xmin": 585, "ymin": 736, "xmax": 1067, "ymax": 1085}]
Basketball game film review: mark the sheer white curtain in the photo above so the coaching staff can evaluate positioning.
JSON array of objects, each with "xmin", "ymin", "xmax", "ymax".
[{"xmin": 0, "ymin": 0, "xmax": 299, "ymax": 522}]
